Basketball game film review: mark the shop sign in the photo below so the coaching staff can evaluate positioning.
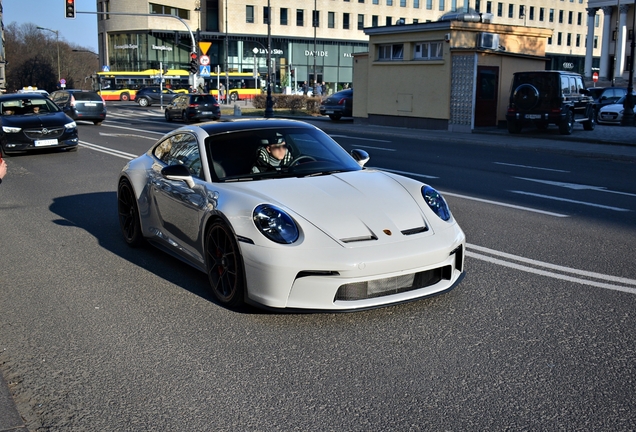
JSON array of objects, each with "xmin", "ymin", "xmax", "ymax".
[
  {"xmin": 152, "ymin": 45, "xmax": 173, "ymax": 51},
  {"xmin": 306, "ymin": 50, "xmax": 328, "ymax": 57}
]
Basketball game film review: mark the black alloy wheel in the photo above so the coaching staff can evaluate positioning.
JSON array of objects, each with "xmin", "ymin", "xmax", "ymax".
[
  {"xmin": 117, "ymin": 180, "xmax": 144, "ymax": 247},
  {"xmin": 165, "ymin": 110, "xmax": 172, "ymax": 122},
  {"xmin": 205, "ymin": 221, "xmax": 245, "ymax": 308},
  {"xmin": 559, "ymin": 110, "xmax": 574, "ymax": 135}
]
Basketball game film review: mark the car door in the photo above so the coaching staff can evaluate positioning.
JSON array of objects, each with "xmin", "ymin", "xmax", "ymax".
[{"xmin": 149, "ymin": 132, "xmax": 208, "ymax": 266}]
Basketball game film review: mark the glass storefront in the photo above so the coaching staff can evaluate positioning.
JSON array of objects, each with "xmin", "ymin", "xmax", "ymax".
[{"xmin": 107, "ymin": 33, "xmax": 367, "ymax": 94}]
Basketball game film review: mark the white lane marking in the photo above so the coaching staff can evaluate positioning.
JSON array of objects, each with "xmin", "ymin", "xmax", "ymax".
[
  {"xmin": 442, "ymin": 191, "xmax": 569, "ymax": 217},
  {"xmin": 510, "ymin": 190, "xmax": 631, "ymax": 212},
  {"xmin": 99, "ymin": 132, "xmax": 157, "ymax": 140},
  {"xmin": 494, "ymin": 162, "xmax": 569, "ymax": 173},
  {"xmin": 79, "ymin": 141, "xmax": 137, "ymax": 160},
  {"xmin": 330, "ymin": 134, "xmax": 393, "ymax": 144},
  {"xmin": 98, "ymin": 123, "xmax": 165, "ymax": 135},
  {"xmin": 380, "ymin": 168, "xmax": 438, "ymax": 179},
  {"xmin": 515, "ymin": 177, "xmax": 636, "ymax": 197},
  {"xmin": 466, "ymin": 244, "xmax": 636, "ymax": 294}
]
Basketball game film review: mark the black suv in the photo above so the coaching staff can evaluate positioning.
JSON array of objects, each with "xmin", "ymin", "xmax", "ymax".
[
  {"xmin": 50, "ymin": 89, "xmax": 107, "ymax": 125},
  {"xmin": 135, "ymin": 86, "xmax": 178, "ymax": 107},
  {"xmin": 506, "ymin": 71, "xmax": 595, "ymax": 135},
  {"xmin": 164, "ymin": 93, "xmax": 221, "ymax": 123}
]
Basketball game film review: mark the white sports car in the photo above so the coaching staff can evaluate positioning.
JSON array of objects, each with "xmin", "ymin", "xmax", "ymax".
[{"xmin": 117, "ymin": 119, "xmax": 465, "ymax": 311}]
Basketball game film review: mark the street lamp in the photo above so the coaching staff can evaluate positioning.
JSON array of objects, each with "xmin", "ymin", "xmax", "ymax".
[
  {"xmin": 265, "ymin": 0, "xmax": 274, "ymax": 118},
  {"xmin": 621, "ymin": 3, "xmax": 636, "ymax": 126},
  {"xmin": 37, "ymin": 26, "xmax": 60, "ymax": 83}
]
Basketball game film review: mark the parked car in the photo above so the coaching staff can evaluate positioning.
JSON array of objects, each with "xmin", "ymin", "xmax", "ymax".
[
  {"xmin": 596, "ymin": 94, "xmax": 635, "ymax": 124},
  {"xmin": 135, "ymin": 86, "xmax": 178, "ymax": 107},
  {"xmin": 116, "ymin": 118, "xmax": 465, "ymax": 310},
  {"xmin": 506, "ymin": 71, "xmax": 595, "ymax": 135},
  {"xmin": 164, "ymin": 93, "xmax": 221, "ymax": 123},
  {"xmin": 50, "ymin": 89, "xmax": 107, "ymax": 125},
  {"xmin": 0, "ymin": 93, "xmax": 78, "ymax": 155},
  {"xmin": 319, "ymin": 88, "xmax": 353, "ymax": 121},
  {"xmin": 587, "ymin": 86, "xmax": 628, "ymax": 118}
]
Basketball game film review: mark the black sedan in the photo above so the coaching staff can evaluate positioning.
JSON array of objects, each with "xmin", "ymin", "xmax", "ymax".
[
  {"xmin": 165, "ymin": 94, "xmax": 221, "ymax": 123},
  {"xmin": 135, "ymin": 86, "xmax": 178, "ymax": 107},
  {"xmin": 319, "ymin": 88, "xmax": 353, "ymax": 121},
  {"xmin": 0, "ymin": 94, "xmax": 79, "ymax": 155},
  {"xmin": 50, "ymin": 89, "xmax": 107, "ymax": 125}
]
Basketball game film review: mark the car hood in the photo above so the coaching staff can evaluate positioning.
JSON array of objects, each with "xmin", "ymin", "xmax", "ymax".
[
  {"xmin": 600, "ymin": 103, "xmax": 624, "ymax": 112},
  {"xmin": 238, "ymin": 170, "xmax": 430, "ymax": 243},
  {"xmin": 1, "ymin": 112, "xmax": 73, "ymax": 128}
]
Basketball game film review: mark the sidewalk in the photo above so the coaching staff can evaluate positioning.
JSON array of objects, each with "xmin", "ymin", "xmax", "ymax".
[{"xmin": 0, "ymin": 372, "xmax": 27, "ymax": 432}]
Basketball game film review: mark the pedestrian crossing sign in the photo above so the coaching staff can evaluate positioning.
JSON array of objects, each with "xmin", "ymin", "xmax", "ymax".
[{"xmin": 199, "ymin": 65, "xmax": 211, "ymax": 77}]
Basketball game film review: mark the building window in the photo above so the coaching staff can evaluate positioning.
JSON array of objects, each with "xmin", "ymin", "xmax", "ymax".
[
  {"xmin": 401, "ymin": 0, "xmax": 407, "ymax": 6},
  {"xmin": 529, "ymin": 6, "xmax": 534, "ymax": 20},
  {"xmin": 566, "ymin": 33, "xmax": 571, "ymax": 46},
  {"xmin": 263, "ymin": 6, "xmax": 269, "ymax": 24},
  {"xmin": 568, "ymin": 11, "xmax": 572, "ymax": 24},
  {"xmin": 451, "ymin": 0, "xmax": 457, "ymax": 12},
  {"xmin": 386, "ymin": 16, "xmax": 393, "ymax": 25},
  {"xmin": 246, "ymin": 5, "xmax": 254, "ymax": 23},
  {"xmin": 372, "ymin": 15, "xmax": 379, "ymax": 26},
  {"xmin": 475, "ymin": 0, "xmax": 480, "ymax": 11},
  {"xmin": 549, "ymin": 8, "xmax": 554, "ymax": 22},
  {"xmin": 576, "ymin": 34, "xmax": 580, "ymax": 47},
  {"xmin": 414, "ymin": 41, "xmax": 443, "ymax": 59},
  {"xmin": 577, "ymin": 12, "xmax": 581, "ymax": 25},
  {"xmin": 360, "ymin": 0, "xmax": 365, "ymax": 2},
  {"xmin": 539, "ymin": 7, "xmax": 544, "ymax": 21},
  {"xmin": 149, "ymin": 3, "xmax": 189, "ymax": 19},
  {"xmin": 280, "ymin": 8, "xmax": 288, "ymax": 25},
  {"xmin": 593, "ymin": 35, "xmax": 598, "ymax": 48},
  {"xmin": 557, "ymin": 32, "xmax": 562, "ymax": 45},
  {"xmin": 358, "ymin": 14, "xmax": 364, "ymax": 29},
  {"xmin": 297, "ymin": 9, "xmax": 304, "ymax": 26},
  {"xmin": 313, "ymin": 10, "xmax": 320, "ymax": 27},
  {"xmin": 427, "ymin": 0, "xmax": 433, "ymax": 9},
  {"xmin": 548, "ymin": 37, "xmax": 552, "ymax": 45},
  {"xmin": 414, "ymin": 0, "xmax": 420, "ymax": 7},
  {"xmin": 387, "ymin": 0, "xmax": 394, "ymax": 5},
  {"xmin": 519, "ymin": 5, "xmax": 524, "ymax": 19},
  {"xmin": 486, "ymin": 1, "xmax": 492, "ymax": 13},
  {"xmin": 344, "ymin": 13, "xmax": 350, "ymax": 29},
  {"xmin": 373, "ymin": 0, "xmax": 379, "ymax": 3},
  {"xmin": 439, "ymin": 0, "xmax": 444, "ymax": 11},
  {"xmin": 558, "ymin": 10, "xmax": 563, "ymax": 24},
  {"xmin": 328, "ymin": 11, "xmax": 335, "ymax": 28},
  {"xmin": 508, "ymin": 4, "xmax": 514, "ymax": 18},
  {"xmin": 497, "ymin": 3, "xmax": 503, "ymax": 17},
  {"xmin": 378, "ymin": 43, "xmax": 404, "ymax": 60},
  {"xmin": 595, "ymin": 15, "xmax": 600, "ymax": 27}
]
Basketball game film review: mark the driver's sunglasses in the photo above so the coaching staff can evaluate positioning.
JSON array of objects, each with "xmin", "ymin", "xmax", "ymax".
[{"xmin": 270, "ymin": 143, "xmax": 287, "ymax": 150}]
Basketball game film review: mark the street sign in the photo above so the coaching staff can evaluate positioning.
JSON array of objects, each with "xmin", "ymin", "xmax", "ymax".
[
  {"xmin": 199, "ymin": 55, "xmax": 210, "ymax": 66},
  {"xmin": 102, "ymin": 65, "xmax": 110, "ymax": 72},
  {"xmin": 593, "ymin": 72, "xmax": 599, "ymax": 83},
  {"xmin": 199, "ymin": 65, "xmax": 211, "ymax": 77},
  {"xmin": 60, "ymin": 79, "xmax": 66, "ymax": 84}
]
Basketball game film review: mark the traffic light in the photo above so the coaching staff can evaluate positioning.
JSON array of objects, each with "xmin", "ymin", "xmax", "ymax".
[
  {"xmin": 65, "ymin": 0, "xmax": 76, "ymax": 19},
  {"xmin": 189, "ymin": 57, "xmax": 198, "ymax": 75}
]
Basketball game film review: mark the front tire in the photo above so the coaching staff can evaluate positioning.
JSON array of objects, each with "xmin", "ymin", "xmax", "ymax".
[
  {"xmin": 205, "ymin": 221, "xmax": 245, "ymax": 308},
  {"xmin": 165, "ymin": 110, "xmax": 172, "ymax": 122},
  {"xmin": 182, "ymin": 110, "xmax": 190, "ymax": 124},
  {"xmin": 117, "ymin": 180, "xmax": 145, "ymax": 247},
  {"xmin": 559, "ymin": 110, "xmax": 574, "ymax": 135},
  {"xmin": 137, "ymin": 97, "xmax": 150, "ymax": 107}
]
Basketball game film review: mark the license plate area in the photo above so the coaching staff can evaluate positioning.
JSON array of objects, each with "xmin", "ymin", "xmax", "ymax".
[
  {"xmin": 524, "ymin": 114, "xmax": 542, "ymax": 119},
  {"xmin": 34, "ymin": 139, "xmax": 58, "ymax": 147}
]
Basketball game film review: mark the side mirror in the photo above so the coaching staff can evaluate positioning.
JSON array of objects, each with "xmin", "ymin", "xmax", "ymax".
[
  {"xmin": 350, "ymin": 149, "xmax": 370, "ymax": 167},
  {"xmin": 161, "ymin": 164, "xmax": 195, "ymax": 188}
]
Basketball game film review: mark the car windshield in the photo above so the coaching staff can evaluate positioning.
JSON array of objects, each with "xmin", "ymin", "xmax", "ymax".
[
  {"xmin": 206, "ymin": 126, "xmax": 363, "ymax": 182},
  {"xmin": 1, "ymin": 98, "xmax": 60, "ymax": 116}
]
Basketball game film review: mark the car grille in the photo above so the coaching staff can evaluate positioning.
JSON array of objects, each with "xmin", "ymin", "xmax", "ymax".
[
  {"xmin": 24, "ymin": 126, "xmax": 65, "ymax": 140},
  {"xmin": 334, "ymin": 265, "xmax": 451, "ymax": 301}
]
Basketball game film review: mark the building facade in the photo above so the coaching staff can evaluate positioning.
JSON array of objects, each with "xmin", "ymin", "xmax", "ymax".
[{"xmin": 96, "ymin": 0, "xmax": 602, "ymax": 93}]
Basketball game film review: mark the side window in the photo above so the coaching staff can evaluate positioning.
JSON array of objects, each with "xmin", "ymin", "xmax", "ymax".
[
  {"xmin": 156, "ymin": 133, "xmax": 202, "ymax": 179},
  {"xmin": 561, "ymin": 76, "xmax": 570, "ymax": 95},
  {"xmin": 574, "ymin": 77, "xmax": 584, "ymax": 94}
]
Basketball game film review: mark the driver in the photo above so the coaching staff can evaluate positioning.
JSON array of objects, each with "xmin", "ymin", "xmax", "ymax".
[{"xmin": 251, "ymin": 134, "xmax": 293, "ymax": 173}]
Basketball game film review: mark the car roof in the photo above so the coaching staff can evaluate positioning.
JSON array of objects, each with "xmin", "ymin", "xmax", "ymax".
[
  {"xmin": 197, "ymin": 118, "xmax": 319, "ymax": 135},
  {"xmin": 0, "ymin": 93, "xmax": 50, "ymax": 101}
]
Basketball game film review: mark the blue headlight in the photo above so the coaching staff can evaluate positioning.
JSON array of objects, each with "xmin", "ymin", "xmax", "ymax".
[
  {"xmin": 253, "ymin": 204, "xmax": 299, "ymax": 244},
  {"xmin": 422, "ymin": 186, "xmax": 451, "ymax": 221}
]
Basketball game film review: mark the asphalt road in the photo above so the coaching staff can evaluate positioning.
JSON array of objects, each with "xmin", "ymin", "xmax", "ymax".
[{"xmin": 1, "ymin": 105, "xmax": 635, "ymax": 430}]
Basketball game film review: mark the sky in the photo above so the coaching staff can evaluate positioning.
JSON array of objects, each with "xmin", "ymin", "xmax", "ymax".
[{"xmin": 4, "ymin": 0, "xmax": 99, "ymax": 53}]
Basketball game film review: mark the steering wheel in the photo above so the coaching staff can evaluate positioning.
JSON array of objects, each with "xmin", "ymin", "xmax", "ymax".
[{"xmin": 290, "ymin": 155, "xmax": 317, "ymax": 166}]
